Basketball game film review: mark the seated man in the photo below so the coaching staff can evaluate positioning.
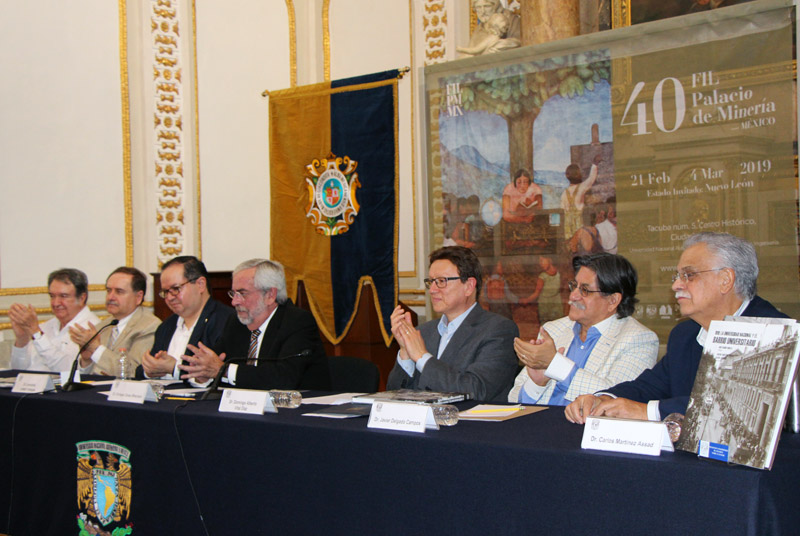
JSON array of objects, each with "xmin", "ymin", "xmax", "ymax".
[
  {"xmin": 70, "ymin": 267, "xmax": 160, "ymax": 377},
  {"xmin": 179, "ymin": 258, "xmax": 330, "ymax": 390},
  {"xmin": 509, "ymin": 253, "xmax": 658, "ymax": 405},
  {"xmin": 10, "ymin": 268, "xmax": 100, "ymax": 372},
  {"xmin": 136, "ymin": 256, "xmax": 234, "ymax": 380},
  {"xmin": 565, "ymin": 232, "xmax": 789, "ymax": 423},
  {"xmin": 387, "ymin": 246, "xmax": 518, "ymax": 402}
]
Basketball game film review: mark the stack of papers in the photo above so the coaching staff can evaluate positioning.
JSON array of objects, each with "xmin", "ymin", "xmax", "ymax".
[{"xmin": 459, "ymin": 404, "xmax": 547, "ymax": 422}]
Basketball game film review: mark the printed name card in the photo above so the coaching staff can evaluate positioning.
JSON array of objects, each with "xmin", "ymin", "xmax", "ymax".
[
  {"xmin": 581, "ymin": 416, "xmax": 673, "ymax": 457},
  {"xmin": 218, "ymin": 388, "xmax": 277, "ymax": 415},
  {"xmin": 12, "ymin": 373, "xmax": 55, "ymax": 394},
  {"xmin": 108, "ymin": 380, "xmax": 159, "ymax": 404},
  {"xmin": 367, "ymin": 401, "xmax": 438, "ymax": 433}
]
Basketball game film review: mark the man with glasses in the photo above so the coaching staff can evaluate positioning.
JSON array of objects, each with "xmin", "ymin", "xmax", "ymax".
[
  {"xmin": 137, "ymin": 256, "xmax": 234, "ymax": 380},
  {"xmin": 387, "ymin": 246, "xmax": 518, "ymax": 402},
  {"xmin": 177, "ymin": 258, "xmax": 330, "ymax": 390},
  {"xmin": 69, "ymin": 267, "xmax": 160, "ymax": 377},
  {"xmin": 565, "ymin": 232, "xmax": 789, "ymax": 423},
  {"xmin": 10, "ymin": 268, "xmax": 100, "ymax": 372},
  {"xmin": 509, "ymin": 253, "xmax": 658, "ymax": 406}
]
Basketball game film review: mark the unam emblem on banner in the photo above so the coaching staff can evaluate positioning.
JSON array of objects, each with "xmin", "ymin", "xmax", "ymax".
[
  {"xmin": 76, "ymin": 440, "xmax": 133, "ymax": 535},
  {"xmin": 304, "ymin": 154, "xmax": 361, "ymax": 236}
]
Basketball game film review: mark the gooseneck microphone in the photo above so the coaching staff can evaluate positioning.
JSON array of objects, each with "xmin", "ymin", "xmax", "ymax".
[
  {"xmin": 200, "ymin": 349, "xmax": 312, "ymax": 401},
  {"xmin": 61, "ymin": 319, "xmax": 119, "ymax": 392}
]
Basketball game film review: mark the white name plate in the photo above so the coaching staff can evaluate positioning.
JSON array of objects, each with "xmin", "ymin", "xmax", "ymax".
[
  {"xmin": 582, "ymin": 416, "xmax": 673, "ymax": 456},
  {"xmin": 108, "ymin": 380, "xmax": 159, "ymax": 404},
  {"xmin": 218, "ymin": 388, "xmax": 276, "ymax": 415},
  {"xmin": 367, "ymin": 401, "xmax": 437, "ymax": 433},
  {"xmin": 12, "ymin": 373, "xmax": 55, "ymax": 394}
]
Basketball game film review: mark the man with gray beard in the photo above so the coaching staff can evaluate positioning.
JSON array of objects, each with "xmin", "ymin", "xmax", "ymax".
[
  {"xmin": 179, "ymin": 259, "xmax": 330, "ymax": 390},
  {"xmin": 509, "ymin": 253, "xmax": 658, "ymax": 406},
  {"xmin": 566, "ymin": 232, "xmax": 788, "ymax": 423}
]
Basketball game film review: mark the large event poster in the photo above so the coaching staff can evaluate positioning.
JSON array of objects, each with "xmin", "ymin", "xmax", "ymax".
[{"xmin": 425, "ymin": 1, "xmax": 798, "ymax": 340}]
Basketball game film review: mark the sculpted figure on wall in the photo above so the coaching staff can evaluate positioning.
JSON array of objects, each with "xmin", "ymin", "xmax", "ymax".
[{"xmin": 457, "ymin": 0, "xmax": 521, "ymax": 56}]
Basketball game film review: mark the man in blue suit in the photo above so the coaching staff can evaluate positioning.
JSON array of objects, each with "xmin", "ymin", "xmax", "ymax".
[
  {"xmin": 565, "ymin": 232, "xmax": 789, "ymax": 423},
  {"xmin": 137, "ymin": 256, "xmax": 233, "ymax": 380}
]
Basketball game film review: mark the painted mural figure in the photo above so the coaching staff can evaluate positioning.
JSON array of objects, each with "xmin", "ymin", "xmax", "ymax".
[
  {"xmin": 502, "ymin": 169, "xmax": 542, "ymax": 224},
  {"xmin": 517, "ymin": 256, "xmax": 564, "ymax": 326},
  {"xmin": 560, "ymin": 155, "xmax": 600, "ymax": 240}
]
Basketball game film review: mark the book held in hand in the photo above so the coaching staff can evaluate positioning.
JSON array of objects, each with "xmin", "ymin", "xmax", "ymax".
[{"xmin": 676, "ymin": 318, "xmax": 800, "ymax": 469}]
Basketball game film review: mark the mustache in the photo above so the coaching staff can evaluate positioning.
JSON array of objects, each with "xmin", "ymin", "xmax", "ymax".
[
  {"xmin": 675, "ymin": 291, "xmax": 691, "ymax": 300},
  {"xmin": 568, "ymin": 300, "xmax": 586, "ymax": 310}
]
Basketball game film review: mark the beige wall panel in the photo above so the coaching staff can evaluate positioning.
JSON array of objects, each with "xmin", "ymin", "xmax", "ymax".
[
  {"xmin": 196, "ymin": 0, "xmax": 291, "ymax": 270},
  {"xmin": 0, "ymin": 1, "xmax": 125, "ymax": 287}
]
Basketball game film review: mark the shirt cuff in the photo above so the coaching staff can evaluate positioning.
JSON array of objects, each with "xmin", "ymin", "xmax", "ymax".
[
  {"xmin": 226, "ymin": 363, "xmax": 238, "ymax": 386},
  {"xmin": 520, "ymin": 374, "xmax": 548, "ymax": 401},
  {"xmin": 415, "ymin": 352, "xmax": 433, "ymax": 373},
  {"xmin": 396, "ymin": 352, "xmax": 415, "ymax": 377},
  {"xmin": 647, "ymin": 400, "xmax": 661, "ymax": 421},
  {"xmin": 31, "ymin": 335, "xmax": 52, "ymax": 354},
  {"xmin": 544, "ymin": 352, "xmax": 575, "ymax": 382},
  {"xmin": 90, "ymin": 345, "xmax": 106, "ymax": 364}
]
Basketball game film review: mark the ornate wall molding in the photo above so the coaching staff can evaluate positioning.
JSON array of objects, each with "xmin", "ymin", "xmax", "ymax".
[
  {"xmin": 423, "ymin": 0, "xmax": 447, "ymax": 65},
  {"xmin": 151, "ymin": 0, "xmax": 187, "ymax": 267},
  {"xmin": 286, "ymin": 0, "xmax": 297, "ymax": 87}
]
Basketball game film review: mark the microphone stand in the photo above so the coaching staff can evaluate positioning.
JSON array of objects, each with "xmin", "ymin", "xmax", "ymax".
[
  {"xmin": 199, "ymin": 349, "xmax": 312, "ymax": 401},
  {"xmin": 62, "ymin": 319, "xmax": 119, "ymax": 392}
]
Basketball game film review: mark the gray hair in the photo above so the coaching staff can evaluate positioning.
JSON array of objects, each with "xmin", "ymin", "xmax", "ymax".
[
  {"xmin": 683, "ymin": 232, "xmax": 758, "ymax": 300},
  {"xmin": 233, "ymin": 258, "xmax": 288, "ymax": 304}
]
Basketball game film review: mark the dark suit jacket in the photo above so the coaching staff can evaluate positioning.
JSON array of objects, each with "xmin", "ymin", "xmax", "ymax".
[
  {"xmin": 135, "ymin": 298, "xmax": 234, "ymax": 380},
  {"xmin": 218, "ymin": 301, "xmax": 330, "ymax": 391},
  {"xmin": 607, "ymin": 296, "xmax": 788, "ymax": 416},
  {"xmin": 386, "ymin": 304, "xmax": 519, "ymax": 402}
]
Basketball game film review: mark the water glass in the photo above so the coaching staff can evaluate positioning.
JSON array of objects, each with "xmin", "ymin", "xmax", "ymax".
[
  {"xmin": 269, "ymin": 390, "xmax": 303, "ymax": 408},
  {"xmin": 431, "ymin": 404, "xmax": 459, "ymax": 426}
]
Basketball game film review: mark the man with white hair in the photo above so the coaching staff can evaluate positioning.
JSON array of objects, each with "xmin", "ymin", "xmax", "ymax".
[
  {"xmin": 565, "ymin": 232, "xmax": 788, "ymax": 423},
  {"xmin": 179, "ymin": 258, "xmax": 330, "ymax": 390}
]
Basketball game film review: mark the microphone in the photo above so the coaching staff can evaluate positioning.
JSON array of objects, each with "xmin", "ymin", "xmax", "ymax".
[
  {"xmin": 200, "ymin": 349, "xmax": 312, "ymax": 400},
  {"xmin": 62, "ymin": 319, "xmax": 119, "ymax": 392}
]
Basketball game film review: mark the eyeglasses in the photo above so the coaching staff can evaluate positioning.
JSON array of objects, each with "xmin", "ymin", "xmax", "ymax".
[
  {"xmin": 158, "ymin": 279, "xmax": 195, "ymax": 299},
  {"xmin": 671, "ymin": 268, "xmax": 724, "ymax": 284},
  {"xmin": 227, "ymin": 288, "xmax": 267, "ymax": 300},
  {"xmin": 423, "ymin": 277, "xmax": 461, "ymax": 289},
  {"xmin": 568, "ymin": 280, "xmax": 604, "ymax": 297}
]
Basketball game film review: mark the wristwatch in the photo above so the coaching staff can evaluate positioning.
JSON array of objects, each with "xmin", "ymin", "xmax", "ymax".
[{"xmin": 32, "ymin": 330, "xmax": 44, "ymax": 341}]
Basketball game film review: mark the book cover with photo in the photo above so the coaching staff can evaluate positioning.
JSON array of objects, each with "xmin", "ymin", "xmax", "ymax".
[{"xmin": 676, "ymin": 319, "xmax": 800, "ymax": 469}]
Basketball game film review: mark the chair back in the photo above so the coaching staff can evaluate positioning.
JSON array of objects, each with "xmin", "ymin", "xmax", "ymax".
[{"xmin": 328, "ymin": 355, "xmax": 380, "ymax": 392}]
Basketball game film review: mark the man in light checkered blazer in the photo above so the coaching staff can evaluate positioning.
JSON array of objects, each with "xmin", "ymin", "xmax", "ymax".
[{"xmin": 508, "ymin": 253, "xmax": 658, "ymax": 406}]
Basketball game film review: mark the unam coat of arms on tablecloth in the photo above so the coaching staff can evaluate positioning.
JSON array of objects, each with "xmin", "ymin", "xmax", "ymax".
[{"xmin": 76, "ymin": 440, "xmax": 133, "ymax": 535}]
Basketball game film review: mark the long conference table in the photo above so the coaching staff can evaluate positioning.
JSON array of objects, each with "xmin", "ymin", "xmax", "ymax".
[{"xmin": 1, "ymin": 376, "xmax": 799, "ymax": 535}]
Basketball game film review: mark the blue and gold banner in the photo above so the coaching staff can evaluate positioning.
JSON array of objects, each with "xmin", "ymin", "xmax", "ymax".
[{"xmin": 269, "ymin": 70, "xmax": 399, "ymax": 345}]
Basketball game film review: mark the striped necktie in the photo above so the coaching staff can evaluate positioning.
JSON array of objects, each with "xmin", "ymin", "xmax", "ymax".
[
  {"xmin": 246, "ymin": 329, "xmax": 261, "ymax": 365},
  {"xmin": 108, "ymin": 326, "xmax": 120, "ymax": 348}
]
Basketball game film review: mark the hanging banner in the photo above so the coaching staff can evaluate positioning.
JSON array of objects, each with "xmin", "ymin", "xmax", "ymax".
[
  {"xmin": 269, "ymin": 70, "xmax": 399, "ymax": 345},
  {"xmin": 425, "ymin": 0, "xmax": 798, "ymax": 341}
]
